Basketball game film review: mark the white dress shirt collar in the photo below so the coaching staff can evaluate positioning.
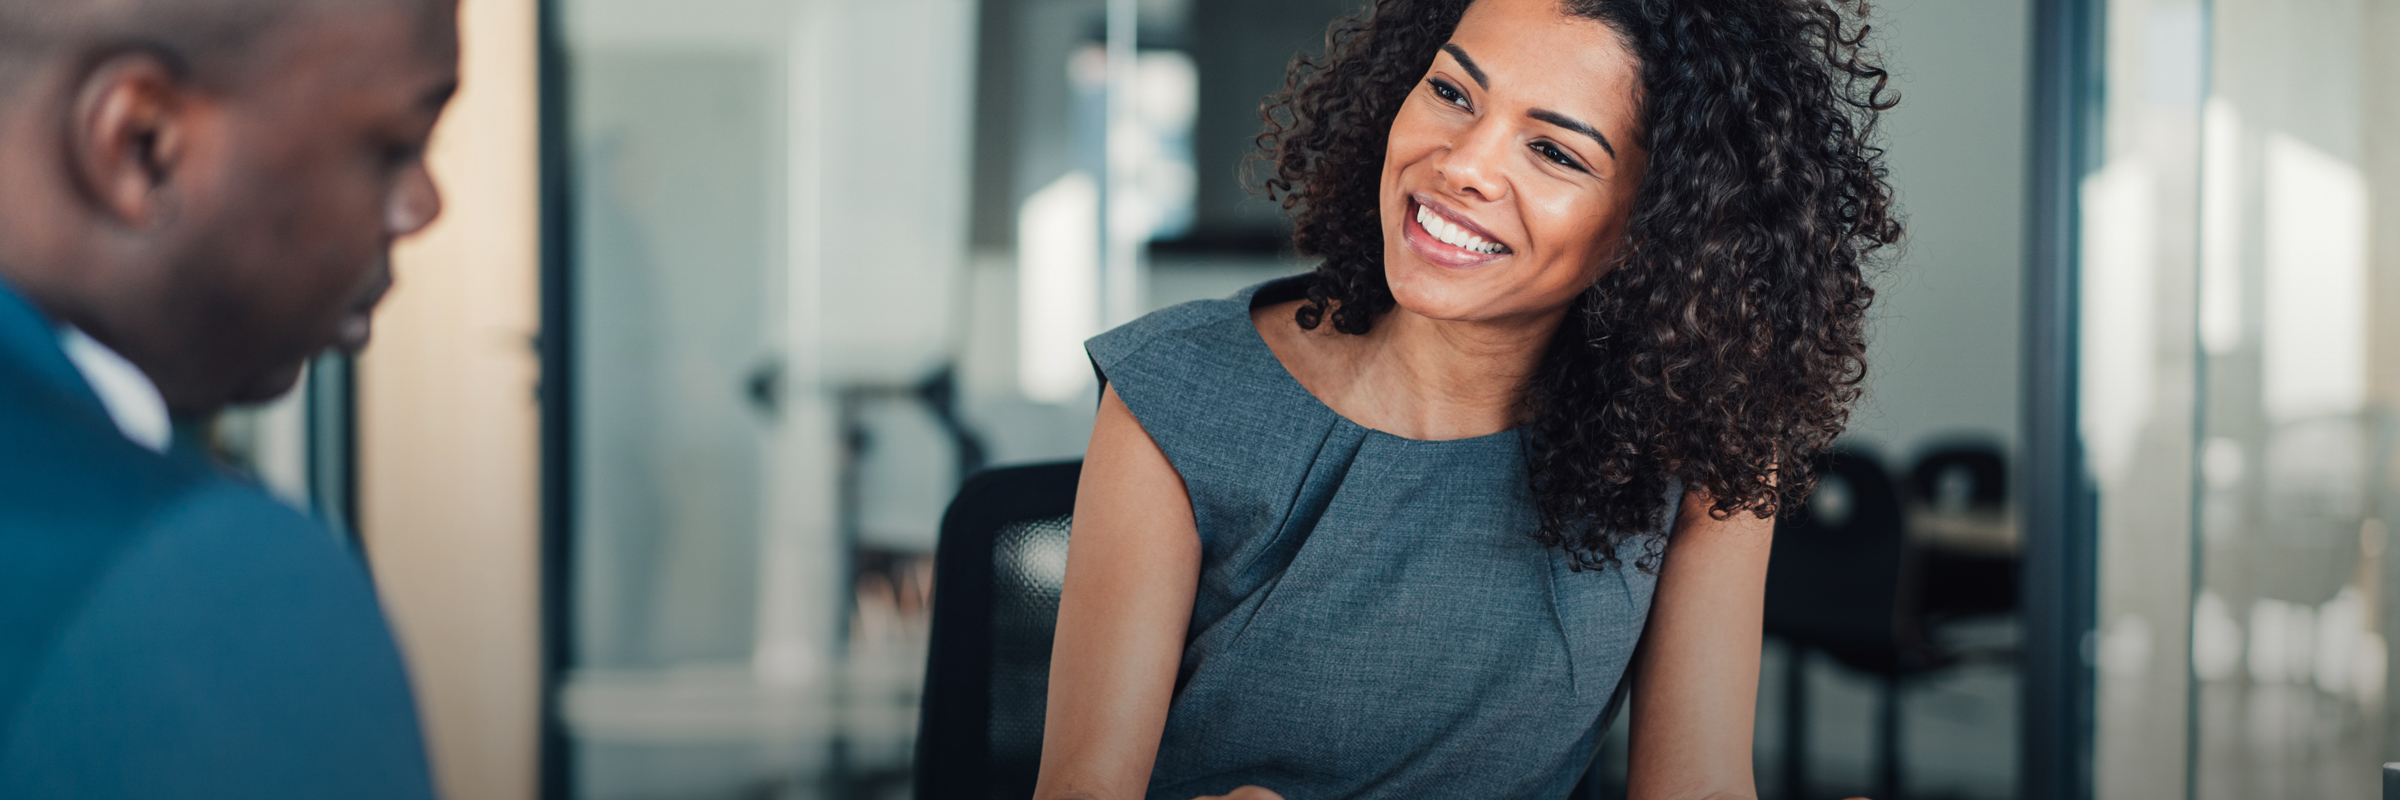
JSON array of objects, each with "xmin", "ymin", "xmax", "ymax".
[{"xmin": 58, "ymin": 326, "xmax": 172, "ymax": 454}]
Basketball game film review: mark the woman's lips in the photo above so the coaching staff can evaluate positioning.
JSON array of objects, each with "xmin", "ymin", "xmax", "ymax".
[{"xmin": 1402, "ymin": 197, "xmax": 1512, "ymax": 269}]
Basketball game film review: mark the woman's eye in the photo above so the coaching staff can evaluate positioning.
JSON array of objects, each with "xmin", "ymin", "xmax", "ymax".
[
  {"xmin": 1532, "ymin": 141, "xmax": 1586, "ymax": 172},
  {"xmin": 1427, "ymin": 79, "xmax": 1468, "ymax": 108}
]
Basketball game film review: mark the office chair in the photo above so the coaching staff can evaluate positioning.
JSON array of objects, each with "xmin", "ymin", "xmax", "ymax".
[
  {"xmin": 1907, "ymin": 444, "xmax": 2007, "ymax": 511},
  {"xmin": 1907, "ymin": 443, "xmax": 2019, "ymax": 626},
  {"xmin": 917, "ymin": 460, "xmax": 1082, "ymax": 800},
  {"xmin": 1764, "ymin": 447, "xmax": 1936, "ymax": 800}
]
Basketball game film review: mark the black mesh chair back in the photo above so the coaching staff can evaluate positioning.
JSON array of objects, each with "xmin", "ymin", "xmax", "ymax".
[
  {"xmin": 1906, "ymin": 442, "xmax": 2019, "ymax": 623},
  {"xmin": 1762, "ymin": 448, "xmax": 1933, "ymax": 800},
  {"xmin": 916, "ymin": 460, "xmax": 1082, "ymax": 800},
  {"xmin": 1764, "ymin": 447, "xmax": 1910, "ymax": 672}
]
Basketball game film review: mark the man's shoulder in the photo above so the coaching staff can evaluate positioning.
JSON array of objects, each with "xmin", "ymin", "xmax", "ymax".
[
  {"xmin": 0, "ymin": 425, "xmax": 432, "ymax": 798},
  {"xmin": 0, "ymin": 385, "xmax": 269, "ymax": 654},
  {"xmin": 0, "ymin": 406, "xmax": 345, "ymax": 694},
  {"xmin": 0, "ymin": 444, "xmax": 305, "ymax": 545},
  {"xmin": 0, "ymin": 360, "xmax": 218, "ymax": 529},
  {"xmin": 0, "ymin": 377, "xmax": 375, "ymax": 716},
  {"xmin": 0, "ymin": 471, "xmax": 358, "ymax": 692},
  {"xmin": 0, "ymin": 383, "xmax": 228, "ymax": 681}
]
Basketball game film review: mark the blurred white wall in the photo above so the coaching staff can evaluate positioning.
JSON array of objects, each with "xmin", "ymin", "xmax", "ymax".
[{"xmin": 1848, "ymin": 0, "xmax": 2031, "ymax": 465}]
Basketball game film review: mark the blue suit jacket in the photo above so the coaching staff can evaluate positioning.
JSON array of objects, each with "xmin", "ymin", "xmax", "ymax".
[{"xmin": 0, "ymin": 281, "xmax": 436, "ymax": 799}]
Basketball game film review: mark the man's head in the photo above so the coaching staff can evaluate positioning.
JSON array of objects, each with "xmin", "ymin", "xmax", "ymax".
[{"xmin": 0, "ymin": 0, "xmax": 458, "ymax": 415}]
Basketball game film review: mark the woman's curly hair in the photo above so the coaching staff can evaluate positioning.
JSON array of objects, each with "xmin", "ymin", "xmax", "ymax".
[{"xmin": 1257, "ymin": 0, "xmax": 1901, "ymax": 570}]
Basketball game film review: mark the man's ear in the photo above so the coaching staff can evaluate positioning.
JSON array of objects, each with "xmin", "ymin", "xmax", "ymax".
[{"xmin": 67, "ymin": 51, "xmax": 190, "ymax": 228}]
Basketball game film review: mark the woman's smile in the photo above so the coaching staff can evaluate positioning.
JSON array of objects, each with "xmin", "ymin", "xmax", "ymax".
[{"xmin": 1403, "ymin": 195, "xmax": 1514, "ymax": 268}]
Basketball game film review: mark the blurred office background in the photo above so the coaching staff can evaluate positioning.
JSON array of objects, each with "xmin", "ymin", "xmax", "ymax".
[{"xmin": 198, "ymin": 0, "xmax": 2398, "ymax": 797}]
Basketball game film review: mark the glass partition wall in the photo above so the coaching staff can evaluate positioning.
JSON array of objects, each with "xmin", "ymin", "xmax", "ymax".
[
  {"xmin": 2082, "ymin": 0, "xmax": 2205, "ymax": 796},
  {"xmin": 2186, "ymin": 0, "xmax": 2398, "ymax": 796},
  {"xmin": 2085, "ymin": 0, "xmax": 2400, "ymax": 796}
]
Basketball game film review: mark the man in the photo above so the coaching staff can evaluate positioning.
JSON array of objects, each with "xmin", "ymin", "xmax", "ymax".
[{"xmin": 0, "ymin": 0, "xmax": 458, "ymax": 796}]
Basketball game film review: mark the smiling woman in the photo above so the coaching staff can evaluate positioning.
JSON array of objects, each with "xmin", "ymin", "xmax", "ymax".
[
  {"xmin": 1264, "ymin": 0, "xmax": 1898, "ymax": 567},
  {"xmin": 1036, "ymin": 0, "xmax": 1897, "ymax": 798}
]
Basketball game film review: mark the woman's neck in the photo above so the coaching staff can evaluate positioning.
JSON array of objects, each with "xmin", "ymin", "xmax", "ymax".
[{"xmin": 1255, "ymin": 298, "xmax": 1566, "ymax": 441}]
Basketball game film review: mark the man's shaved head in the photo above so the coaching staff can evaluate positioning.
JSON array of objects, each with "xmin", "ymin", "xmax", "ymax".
[
  {"xmin": 0, "ymin": 0, "xmax": 428, "ymax": 97},
  {"xmin": 0, "ymin": 0, "xmax": 457, "ymax": 415}
]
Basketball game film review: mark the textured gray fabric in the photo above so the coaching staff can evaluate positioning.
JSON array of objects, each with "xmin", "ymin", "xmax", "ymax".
[{"xmin": 1084, "ymin": 276, "xmax": 1676, "ymax": 800}]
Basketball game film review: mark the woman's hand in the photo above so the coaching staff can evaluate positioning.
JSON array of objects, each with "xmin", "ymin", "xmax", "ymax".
[{"xmin": 1193, "ymin": 787, "xmax": 1285, "ymax": 800}]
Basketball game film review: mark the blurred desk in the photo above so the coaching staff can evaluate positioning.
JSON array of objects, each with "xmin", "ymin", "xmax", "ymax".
[
  {"xmin": 1908, "ymin": 508, "xmax": 2022, "ymax": 636},
  {"xmin": 1907, "ymin": 508, "xmax": 2019, "ymax": 556}
]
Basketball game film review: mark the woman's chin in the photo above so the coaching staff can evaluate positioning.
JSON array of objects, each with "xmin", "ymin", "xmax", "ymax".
[
  {"xmin": 1386, "ymin": 257, "xmax": 1596, "ymax": 328},
  {"xmin": 1385, "ymin": 265, "xmax": 1503, "ymax": 323}
]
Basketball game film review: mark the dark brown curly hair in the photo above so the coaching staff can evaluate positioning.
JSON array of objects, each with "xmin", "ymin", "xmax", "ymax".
[{"xmin": 1257, "ymin": 0, "xmax": 1900, "ymax": 571}]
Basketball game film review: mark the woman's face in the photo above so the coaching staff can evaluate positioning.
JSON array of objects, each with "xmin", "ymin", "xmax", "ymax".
[{"xmin": 1379, "ymin": 0, "xmax": 1646, "ymax": 327}]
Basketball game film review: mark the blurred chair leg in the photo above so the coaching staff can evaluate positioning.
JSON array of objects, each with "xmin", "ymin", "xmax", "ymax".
[
  {"xmin": 1782, "ymin": 642, "xmax": 1808, "ymax": 800},
  {"xmin": 1875, "ymin": 672, "xmax": 1903, "ymax": 800}
]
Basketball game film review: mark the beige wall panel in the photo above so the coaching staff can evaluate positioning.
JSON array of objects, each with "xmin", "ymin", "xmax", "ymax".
[{"xmin": 358, "ymin": 0, "xmax": 542, "ymax": 798}]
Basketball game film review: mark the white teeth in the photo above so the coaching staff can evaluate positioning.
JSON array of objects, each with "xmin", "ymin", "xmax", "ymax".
[{"xmin": 1415, "ymin": 203, "xmax": 1504, "ymax": 255}]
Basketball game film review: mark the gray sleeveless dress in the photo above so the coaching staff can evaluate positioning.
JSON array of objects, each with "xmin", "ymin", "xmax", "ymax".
[{"xmin": 1084, "ymin": 276, "xmax": 1677, "ymax": 800}]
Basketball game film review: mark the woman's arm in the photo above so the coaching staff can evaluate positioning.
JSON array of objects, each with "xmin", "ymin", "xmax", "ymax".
[
  {"xmin": 1034, "ymin": 386, "xmax": 1205, "ymax": 800},
  {"xmin": 1626, "ymin": 490, "xmax": 1776, "ymax": 800}
]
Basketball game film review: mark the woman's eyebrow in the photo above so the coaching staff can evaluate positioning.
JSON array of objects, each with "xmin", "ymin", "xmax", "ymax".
[
  {"xmin": 1439, "ymin": 43, "xmax": 1489, "ymax": 88},
  {"xmin": 1529, "ymin": 108, "xmax": 1617, "ymax": 160}
]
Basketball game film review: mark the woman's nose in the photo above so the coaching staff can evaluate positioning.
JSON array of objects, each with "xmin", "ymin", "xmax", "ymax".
[{"xmin": 1434, "ymin": 119, "xmax": 1513, "ymax": 202}]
